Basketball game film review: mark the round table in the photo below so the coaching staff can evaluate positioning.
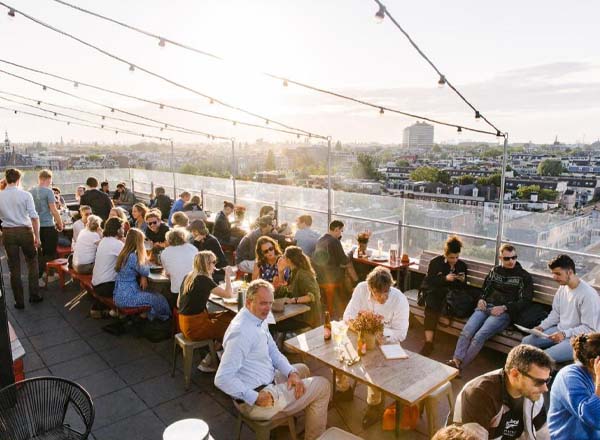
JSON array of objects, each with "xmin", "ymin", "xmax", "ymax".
[{"xmin": 163, "ymin": 418, "xmax": 210, "ymax": 440}]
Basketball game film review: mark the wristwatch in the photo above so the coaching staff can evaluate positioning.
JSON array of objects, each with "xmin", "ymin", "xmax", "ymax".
[{"xmin": 294, "ymin": 297, "xmax": 298, "ymax": 304}]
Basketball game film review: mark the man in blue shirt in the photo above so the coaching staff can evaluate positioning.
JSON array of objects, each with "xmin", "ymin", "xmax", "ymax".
[
  {"xmin": 215, "ymin": 279, "xmax": 331, "ymax": 440},
  {"xmin": 30, "ymin": 169, "xmax": 63, "ymax": 284},
  {"xmin": 294, "ymin": 214, "xmax": 320, "ymax": 256},
  {"xmin": 168, "ymin": 191, "xmax": 191, "ymax": 226}
]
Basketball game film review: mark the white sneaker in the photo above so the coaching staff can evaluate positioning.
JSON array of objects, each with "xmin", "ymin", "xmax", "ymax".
[
  {"xmin": 197, "ymin": 353, "xmax": 218, "ymax": 373},
  {"xmin": 38, "ymin": 277, "xmax": 46, "ymax": 287}
]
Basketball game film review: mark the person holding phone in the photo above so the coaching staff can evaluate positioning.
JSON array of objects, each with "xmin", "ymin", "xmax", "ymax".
[{"xmin": 419, "ymin": 236, "xmax": 468, "ymax": 356}]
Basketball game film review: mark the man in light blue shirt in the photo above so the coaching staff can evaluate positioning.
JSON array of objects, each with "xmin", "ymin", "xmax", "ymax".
[
  {"xmin": 168, "ymin": 191, "xmax": 190, "ymax": 226},
  {"xmin": 0, "ymin": 168, "xmax": 42, "ymax": 308},
  {"xmin": 294, "ymin": 214, "xmax": 320, "ymax": 256},
  {"xmin": 30, "ymin": 169, "xmax": 63, "ymax": 282},
  {"xmin": 214, "ymin": 279, "xmax": 330, "ymax": 440}
]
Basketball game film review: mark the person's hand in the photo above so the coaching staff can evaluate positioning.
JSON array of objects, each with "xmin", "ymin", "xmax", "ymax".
[
  {"xmin": 593, "ymin": 356, "xmax": 600, "ymax": 384},
  {"xmin": 139, "ymin": 276, "xmax": 148, "ymax": 291},
  {"xmin": 283, "ymin": 297, "xmax": 293, "ymax": 304},
  {"xmin": 255, "ymin": 390, "xmax": 274, "ymax": 407},
  {"xmin": 534, "ymin": 326, "xmax": 544, "ymax": 332},
  {"xmin": 477, "ymin": 299, "xmax": 487, "ymax": 311},
  {"xmin": 224, "ymin": 266, "xmax": 233, "ymax": 279},
  {"xmin": 33, "ymin": 236, "xmax": 41, "ymax": 249},
  {"xmin": 549, "ymin": 331, "xmax": 566, "ymax": 343},
  {"xmin": 287, "ymin": 372, "xmax": 305, "ymax": 399},
  {"xmin": 445, "ymin": 273, "xmax": 457, "ymax": 282},
  {"xmin": 490, "ymin": 306, "xmax": 506, "ymax": 316},
  {"xmin": 56, "ymin": 221, "xmax": 64, "ymax": 232}
]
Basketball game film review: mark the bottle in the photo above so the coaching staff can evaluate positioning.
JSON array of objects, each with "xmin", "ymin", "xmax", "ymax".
[
  {"xmin": 324, "ymin": 311, "xmax": 332, "ymax": 341},
  {"xmin": 357, "ymin": 332, "xmax": 367, "ymax": 357}
]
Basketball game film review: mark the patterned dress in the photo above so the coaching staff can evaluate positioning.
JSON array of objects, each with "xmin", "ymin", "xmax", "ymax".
[{"xmin": 114, "ymin": 253, "xmax": 171, "ymax": 321}]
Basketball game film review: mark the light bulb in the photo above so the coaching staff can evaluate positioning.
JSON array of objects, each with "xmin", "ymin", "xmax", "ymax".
[
  {"xmin": 437, "ymin": 75, "xmax": 446, "ymax": 88},
  {"xmin": 158, "ymin": 38, "xmax": 166, "ymax": 48},
  {"xmin": 209, "ymin": 98, "xmax": 214, "ymax": 104},
  {"xmin": 379, "ymin": 107, "xmax": 384, "ymax": 115},
  {"xmin": 74, "ymin": 82, "xmax": 79, "ymax": 88},
  {"xmin": 42, "ymin": 85, "xmax": 47, "ymax": 91},
  {"xmin": 8, "ymin": 8, "xmax": 15, "ymax": 18},
  {"xmin": 283, "ymin": 79, "xmax": 288, "ymax": 87},
  {"xmin": 37, "ymin": 101, "xmax": 41, "ymax": 105},
  {"xmin": 457, "ymin": 127, "xmax": 462, "ymax": 135},
  {"xmin": 159, "ymin": 104, "xmax": 164, "ymax": 109},
  {"xmin": 375, "ymin": 4, "xmax": 385, "ymax": 23},
  {"xmin": 110, "ymin": 108, "xmax": 115, "ymax": 113},
  {"xmin": 475, "ymin": 110, "xmax": 481, "ymax": 122},
  {"xmin": 129, "ymin": 64, "xmax": 135, "ymax": 72}
]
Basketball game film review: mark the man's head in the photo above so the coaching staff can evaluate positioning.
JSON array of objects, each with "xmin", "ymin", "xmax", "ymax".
[
  {"xmin": 155, "ymin": 186, "xmax": 165, "ymax": 196},
  {"xmin": 166, "ymin": 228, "xmax": 188, "ymax": 247},
  {"xmin": 296, "ymin": 214, "xmax": 312, "ymax": 230},
  {"xmin": 38, "ymin": 169, "xmax": 52, "ymax": 186},
  {"xmin": 103, "ymin": 217, "xmax": 124, "ymax": 238},
  {"xmin": 145, "ymin": 210, "xmax": 162, "ymax": 232},
  {"xmin": 100, "ymin": 181, "xmax": 109, "ymax": 192},
  {"xmin": 116, "ymin": 182, "xmax": 126, "ymax": 192},
  {"xmin": 172, "ymin": 211, "xmax": 189, "ymax": 228},
  {"xmin": 499, "ymin": 244, "xmax": 518, "ymax": 269},
  {"xmin": 245, "ymin": 279, "xmax": 274, "ymax": 321},
  {"xmin": 329, "ymin": 220, "xmax": 344, "ymax": 239},
  {"xmin": 548, "ymin": 254, "xmax": 576, "ymax": 286},
  {"xmin": 5, "ymin": 168, "xmax": 22, "ymax": 185},
  {"xmin": 86, "ymin": 177, "xmax": 99, "ymax": 188},
  {"xmin": 258, "ymin": 215, "xmax": 274, "ymax": 234},
  {"xmin": 504, "ymin": 344, "xmax": 553, "ymax": 401},
  {"xmin": 180, "ymin": 191, "xmax": 191, "ymax": 203},
  {"xmin": 366, "ymin": 266, "xmax": 393, "ymax": 304},
  {"xmin": 79, "ymin": 205, "xmax": 92, "ymax": 222},
  {"xmin": 223, "ymin": 201, "xmax": 234, "ymax": 215},
  {"xmin": 188, "ymin": 220, "xmax": 208, "ymax": 239}
]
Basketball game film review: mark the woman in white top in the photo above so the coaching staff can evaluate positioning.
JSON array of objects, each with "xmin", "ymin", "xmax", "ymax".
[
  {"xmin": 160, "ymin": 228, "xmax": 198, "ymax": 306},
  {"xmin": 72, "ymin": 214, "xmax": 102, "ymax": 274}
]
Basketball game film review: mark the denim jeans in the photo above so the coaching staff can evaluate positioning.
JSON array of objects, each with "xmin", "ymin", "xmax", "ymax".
[
  {"xmin": 522, "ymin": 326, "xmax": 574, "ymax": 363},
  {"xmin": 2, "ymin": 226, "xmax": 40, "ymax": 305},
  {"xmin": 454, "ymin": 307, "xmax": 511, "ymax": 368}
]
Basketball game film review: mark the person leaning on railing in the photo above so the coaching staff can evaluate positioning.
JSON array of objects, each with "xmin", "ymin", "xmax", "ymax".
[{"xmin": 419, "ymin": 235, "xmax": 468, "ymax": 356}]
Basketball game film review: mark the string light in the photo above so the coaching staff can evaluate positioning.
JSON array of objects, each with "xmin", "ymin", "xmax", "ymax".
[
  {"xmin": 283, "ymin": 79, "xmax": 288, "ymax": 87},
  {"xmin": 42, "ymin": 85, "xmax": 47, "ymax": 91},
  {"xmin": 159, "ymin": 104, "xmax": 164, "ymax": 109},
  {"xmin": 209, "ymin": 98, "xmax": 214, "ymax": 104},
  {"xmin": 379, "ymin": 107, "xmax": 384, "ymax": 115},
  {"xmin": 265, "ymin": 119, "xmax": 269, "ymax": 125},
  {"xmin": 475, "ymin": 110, "xmax": 481, "ymax": 121},
  {"xmin": 74, "ymin": 81, "xmax": 79, "ymax": 88},
  {"xmin": 115, "ymin": 130, "xmax": 118, "ymax": 134},
  {"xmin": 158, "ymin": 38, "xmax": 166, "ymax": 48},
  {"xmin": 7, "ymin": 7, "xmax": 14, "ymax": 17},
  {"xmin": 457, "ymin": 127, "xmax": 462, "ymax": 134},
  {"xmin": 110, "ymin": 108, "xmax": 114, "ymax": 112},
  {"xmin": 101, "ymin": 115, "xmax": 105, "ymax": 120},
  {"xmin": 374, "ymin": 4, "xmax": 386, "ymax": 22},
  {"xmin": 36, "ymin": 100, "xmax": 40, "ymax": 105},
  {"xmin": 13, "ymin": 110, "xmax": 16, "ymax": 114},
  {"xmin": 437, "ymin": 75, "xmax": 446, "ymax": 88},
  {"xmin": 129, "ymin": 64, "xmax": 135, "ymax": 72}
]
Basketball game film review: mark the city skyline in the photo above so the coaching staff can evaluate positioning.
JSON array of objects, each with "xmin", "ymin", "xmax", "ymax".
[{"xmin": 0, "ymin": 0, "xmax": 599, "ymax": 144}]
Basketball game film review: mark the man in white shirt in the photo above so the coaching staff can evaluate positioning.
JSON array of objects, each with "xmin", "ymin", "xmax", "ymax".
[
  {"xmin": 339, "ymin": 266, "xmax": 410, "ymax": 428},
  {"xmin": 72, "ymin": 205, "xmax": 92, "ymax": 245},
  {"xmin": 160, "ymin": 228, "xmax": 198, "ymax": 302},
  {"xmin": 0, "ymin": 168, "xmax": 42, "ymax": 308},
  {"xmin": 523, "ymin": 254, "xmax": 600, "ymax": 362},
  {"xmin": 215, "ymin": 279, "xmax": 331, "ymax": 440},
  {"xmin": 91, "ymin": 217, "xmax": 124, "ymax": 317}
]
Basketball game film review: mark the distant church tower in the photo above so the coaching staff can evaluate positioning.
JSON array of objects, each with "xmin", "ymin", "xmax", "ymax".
[{"xmin": 3, "ymin": 131, "xmax": 10, "ymax": 155}]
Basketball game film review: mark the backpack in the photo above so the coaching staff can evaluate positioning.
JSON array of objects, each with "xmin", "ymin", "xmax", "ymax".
[
  {"xmin": 445, "ymin": 286, "xmax": 482, "ymax": 319},
  {"xmin": 515, "ymin": 303, "xmax": 551, "ymax": 329}
]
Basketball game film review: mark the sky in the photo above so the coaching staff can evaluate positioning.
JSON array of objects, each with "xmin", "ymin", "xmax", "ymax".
[{"xmin": 0, "ymin": 0, "xmax": 599, "ymax": 146}]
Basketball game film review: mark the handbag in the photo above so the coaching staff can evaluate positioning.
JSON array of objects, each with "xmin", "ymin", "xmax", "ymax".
[{"xmin": 382, "ymin": 402, "xmax": 420, "ymax": 431}]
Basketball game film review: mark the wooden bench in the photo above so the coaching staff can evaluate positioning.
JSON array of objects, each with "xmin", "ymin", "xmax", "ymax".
[{"xmin": 405, "ymin": 250, "xmax": 561, "ymax": 353}]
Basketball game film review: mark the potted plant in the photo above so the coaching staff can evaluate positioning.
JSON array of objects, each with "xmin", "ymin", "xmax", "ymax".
[
  {"xmin": 233, "ymin": 205, "xmax": 246, "ymax": 222},
  {"xmin": 350, "ymin": 310, "xmax": 384, "ymax": 350},
  {"xmin": 356, "ymin": 230, "xmax": 372, "ymax": 257}
]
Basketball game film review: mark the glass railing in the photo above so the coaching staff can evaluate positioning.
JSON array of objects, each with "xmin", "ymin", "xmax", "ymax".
[{"xmin": 33, "ymin": 168, "xmax": 600, "ymax": 285}]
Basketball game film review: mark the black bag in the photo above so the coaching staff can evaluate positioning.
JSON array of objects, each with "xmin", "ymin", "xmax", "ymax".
[
  {"xmin": 141, "ymin": 318, "xmax": 172, "ymax": 342},
  {"xmin": 515, "ymin": 303, "xmax": 551, "ymax": 329},
  {"xmin": 445, "ymin": 286, "xmax": 482, "ymax": 319}
]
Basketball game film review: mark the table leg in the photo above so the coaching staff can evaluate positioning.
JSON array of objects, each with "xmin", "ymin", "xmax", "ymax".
[
  {"xmin": 332, "ymin": 369, "xmax": 337, "ymax": 397},
  {"xmin": 395, "ymin": 400, "xmax": 403, "ymax": 439}
]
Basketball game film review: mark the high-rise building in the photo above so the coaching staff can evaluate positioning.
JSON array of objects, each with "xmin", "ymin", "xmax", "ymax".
[{"xmin": 402, "ymin": 121, "xmax": 434, "ymax": 149}]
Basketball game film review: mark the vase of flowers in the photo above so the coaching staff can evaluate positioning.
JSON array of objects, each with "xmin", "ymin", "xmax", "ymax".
[
  {"xmin": 233, "ymin": 205, "xmax": 246, "ymax": 222},
  {"xmin": 356, "ymin": 230, "xmax": 372, "ymax": 258},
  {"xmin": 350, "ymin": 310, "xmax": 384, "ymax": 350}
]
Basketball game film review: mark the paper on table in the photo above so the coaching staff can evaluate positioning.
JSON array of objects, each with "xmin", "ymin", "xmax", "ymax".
[
  {"xmin": 514, "ymin": 324, "xmax": 550, "ymax": 339},
  {"xmin": 380, "ymin": 344, "xmax": 409, "ymax": 360}
]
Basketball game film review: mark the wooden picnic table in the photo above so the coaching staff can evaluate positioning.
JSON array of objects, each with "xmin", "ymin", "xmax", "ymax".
[{"xmin": 284, "ymin": 326, "xmax": 458, "ymax": 438}]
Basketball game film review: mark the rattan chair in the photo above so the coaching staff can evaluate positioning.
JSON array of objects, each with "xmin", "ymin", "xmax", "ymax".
[{"xmin": 0, "ymin": 376, "xmax": 94, "ymax": 439}]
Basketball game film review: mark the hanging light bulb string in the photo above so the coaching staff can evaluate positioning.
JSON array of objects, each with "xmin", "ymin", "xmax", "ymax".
[
  {"xmin": 372, "ymin": 0, "xmax": 502, "ymax": 135},
  {"xmin": 0, "ymin": 69, "xmax": 233, "ymax": 140},
  {"xmin": 47, "ymin": 0, "xmax": 504, "ymax": 138},
  {"xmin": 0, "ymin": 59, "xmax": 319, "ymax": 139},
  {"xmin": 0, "ymin": 2, "xmax": 317, "ymax": 137},
  {"xmin": 0, "ymin": 104, "xmax": 170, "ymax": 140}
]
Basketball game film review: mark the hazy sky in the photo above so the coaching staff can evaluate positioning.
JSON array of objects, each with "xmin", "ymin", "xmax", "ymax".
[{"xmin": 1, "ymin": 0, "xmax": 599, "ymax": 146}]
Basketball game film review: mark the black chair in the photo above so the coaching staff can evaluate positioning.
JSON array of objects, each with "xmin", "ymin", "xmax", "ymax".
[{"xmin": 0, "ymin": 376, "xmax": 94, "ymax": 439}]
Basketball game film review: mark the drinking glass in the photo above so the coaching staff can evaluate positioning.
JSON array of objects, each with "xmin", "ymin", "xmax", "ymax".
[
  {"xmin": 332, "ymin": 321, "xmax": 348, "ymax": 354},
  {"xmin": 377, "ymin": 239, "xmax": 384, "ymax": 256}
]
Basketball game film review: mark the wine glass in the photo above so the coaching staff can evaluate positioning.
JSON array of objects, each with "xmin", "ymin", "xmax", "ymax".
[{"xmin": 377, "ymin": 239, "xmax": 384, "ymax": 257}]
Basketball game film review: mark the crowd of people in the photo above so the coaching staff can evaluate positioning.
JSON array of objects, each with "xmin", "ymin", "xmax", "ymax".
[{"xmin": 1, "ymin": 168, "xmax": 600, "ymax": 439}]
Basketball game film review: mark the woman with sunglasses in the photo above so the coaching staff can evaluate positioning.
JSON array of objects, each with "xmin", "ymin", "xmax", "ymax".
[
  {"xmin": 113, "ymin": 228, "xmax": 171, "ymax": 321},
  {"xmin": 178, "ymin": 251, "xmax": 234, "ymax": 372},
  {"xmin": 549, "ymin": 333, "xmax": 600, "ymax": 439},
  {"xmin": 252, "ymin": 236, "xmax": 288, "ymax": 288}
]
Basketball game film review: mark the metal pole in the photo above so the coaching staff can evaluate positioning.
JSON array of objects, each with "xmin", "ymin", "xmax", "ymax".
[
  {"xmin": 327, "ymin": 137, "xmax": 332, "ymax": 225},
  {"xmin": 495, "ymin": 133, "xmax": 509, "ymax": 263},
  {"xmin": 0, "ymin": 260, "xmax": 16, "ymax": 388},
  {"xmin": 231, "ymin": 139, "xmax": 237, "ymax": 204},
  {"xmin": 170, "ymin": 140, "xmax": 176, "ymax": 200},
  {"xmin": 397, "ymin": 220, "xmax": 404, "ymax": 256}
]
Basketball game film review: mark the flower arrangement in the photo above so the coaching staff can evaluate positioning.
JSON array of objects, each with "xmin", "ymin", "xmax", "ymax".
[
  {"xmin": 350, "ymin": 310, "xmax": 384, "ymax": 335},
  {"xmin": 357, "ymin": 230, "xmax": 372, "ymax": 244},
  {"xmin": 234, "ymin": 205, "xmax": 246, "ymax": 219}
]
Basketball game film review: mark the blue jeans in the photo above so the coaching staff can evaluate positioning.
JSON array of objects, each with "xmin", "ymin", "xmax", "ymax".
[
  {"xmin": 454, "ymin": 307, "xmax": 511, "ymax": 368},
  {"xmin": 521, "ymin": 326, "xmax": 574, "ymax": 363}
]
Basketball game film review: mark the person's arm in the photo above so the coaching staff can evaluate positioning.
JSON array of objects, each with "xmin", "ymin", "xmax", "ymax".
[
  {"xmin": 562, "ymin": 291, "xmax": 600, "ymax": 337},
  {"xmin": 506, "ymin": 272, "xmax": 534, "ymax": 317},
  {"xmin": 211, "ymin": 267, "xmax": 233, "ymax": 298},
  {"xmin": 48, "ymin": 196, "xmax": 63, "ymax": 231},
  {"xmin": 423, "ymin": 257, "xmax": 448, "ymax": 287},
  {"xmin": 558, "ymin": 367, "xmax": 600, "ymax": 430},
  {"xmin": 251, "ymin": 263, "xmax": 260, "ymax": 281},
  {"xmin": 385, "ymin": 294, "xmax": 410, "ymax": 343},
  {"xmin": 266, "ymin": 327, "xmax": 295, "ymax": 378},
  {"xmin": 31, "ymin": 217, "xmax": 41, "ymax": 248},
  {"xmin": 214, "ymin": 329, "xmax": 260, "ymax": 404},
  {"xmin": 453, "ymin": 387, "xmax": 496, "ymax": 434}
]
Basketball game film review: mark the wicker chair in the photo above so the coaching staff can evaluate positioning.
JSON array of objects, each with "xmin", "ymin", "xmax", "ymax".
[{"xmin": 0, "ymin": 376, "xmax": 94, "ymax": 439}]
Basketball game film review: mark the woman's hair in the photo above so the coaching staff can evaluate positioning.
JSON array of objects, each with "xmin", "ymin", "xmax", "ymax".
[
  {"xmin": 115, "ymin": 228, "xmax": 146, "ymax": 271},
  {"xmin": 255, "ymin": 236, "xmax": 282, "ymax": 265},
  {"xmin": 223, "ymin": 200, "xmax": 234, "ymax": 210},
  {"xmin": 86, "ymin": 215, "xmax": 102, "ymax": 232},
  {"xmin": 103, "ymin": 217, "xmax": 123, "ymax": 237},
  {"xmin": 444, "ymin": 235, "xmax": 463, "ymax": 256},
  {"xmin": 132, "ymin": 203, "xmax": 148, "ymax": 220},
  {"xmin": 155, "ymin": 186, "xmax": 165, "ymax": 196},
  {"xmin": 190, "ymin": 195, "xmax": 201, "ymax": 205},
  {"xmin": 571, "ymin": 333, "xmax": 600, "ymax": 366},
  {"xmin": 110, "ymin": 207, "xmax": 128, "ymax": 223},
  {"xmin": 188, "ymin": 220, "xmax": 208, "ymax": 236},
  {"xmin": 52, "ymin": 186, "xmax": 61, "ymax": 194},
  {"xmin": 284, "ymin": 246, "xmax": 315, "ymax": 276},
  {"xmin": 172, "ymin": 211, "xmax": 189, "ymax": 228},
  {"xmin": 166, "ymin": 228, "xmax": 188, "ymax": 246},
  {"xmin": 181, "ymin": 251, "xmax": 215, "ymax": 295}
]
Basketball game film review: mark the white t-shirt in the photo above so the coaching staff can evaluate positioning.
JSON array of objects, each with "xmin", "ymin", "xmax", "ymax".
[
  {"xmin": 73, "ymin": 229, "xmax": 101, "ymax": 266},
  {"xmin": 160, "ymin": 243, "xmax": 198, "ymax": 293},
  {"xmin": 92, "ymin": 237, "xmax": 124, "ymax": 286},
  {"xmin": 72, "ymin": 219, "xmax": 85, "ymax": 244}
]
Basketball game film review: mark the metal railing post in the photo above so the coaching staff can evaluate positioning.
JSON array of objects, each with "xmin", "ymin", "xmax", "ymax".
[
  {"xmin": 327, "ymin": 137, "xmax": 332, "ymax": 225},
  {"xmin": 398, "ymin": 220, "xmax": 404, "ymax": 256},
  {"xmin": 231, "ymin": 139, "xmax": 237, "ymax": 204},
  {"xmin": 495, "ymin": 133, "xmax": 509, "ymax": 263},
  {"xmin": 274, "ymin": 201, "xmax": 279, "ymax": 226},
  {"xmin": 200, "ymin": 189, "xmax": 204, "ymax": 211}
]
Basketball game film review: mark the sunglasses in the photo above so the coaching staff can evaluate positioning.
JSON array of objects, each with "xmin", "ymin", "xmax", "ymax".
[
  {"xmin": 147, "ymin": 220, "xmax": 159, "ymax": 226},
  {"xmin": 519, "ymin": 370, "xmax": 551, "ymax": 387},
  {"xmin": 262, "ymin": 246, "xmax": 275, "ymax": 254},
  {"xmin": 502, "ymin": 255, "xmax": 518, "ymax": 261}
]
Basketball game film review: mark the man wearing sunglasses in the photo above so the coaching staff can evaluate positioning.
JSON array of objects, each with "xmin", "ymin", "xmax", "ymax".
[
  {"xmin": 449, "ymin": 244, "xmax": 533, "ymax": 372},
  {"xmin": 453, "ymin": 344, "xmax": 552, "ymax": 440}
]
